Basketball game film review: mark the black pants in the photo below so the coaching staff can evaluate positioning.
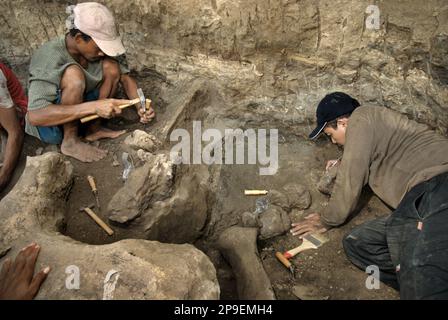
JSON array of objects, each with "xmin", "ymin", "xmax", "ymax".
[{"xmin": 343, "ymin": 172, "xmax": 448, "ymax": 299}]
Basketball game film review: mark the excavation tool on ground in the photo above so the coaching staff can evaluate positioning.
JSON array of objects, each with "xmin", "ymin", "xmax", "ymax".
[
  {"xmin": 275, "ymin": 252, "xmax": 296, "ymax": 277},
  {"xmin": 276, "ymin": 233, "xmax": 329, "ymax": 272},
  {"xmin": 244, "ymin": 190, "xmax": 269, "ymax": 196},
  {"xmin": 79, "ymin": 204, "xmax": 114, "ymax": 236},
  {"xmin": 87, "ymin": 175, "xmax": 100, "ymax": 210},
  {"xmin": 80, "ymin": 97, "xmax": 152, "ymax": 123}
]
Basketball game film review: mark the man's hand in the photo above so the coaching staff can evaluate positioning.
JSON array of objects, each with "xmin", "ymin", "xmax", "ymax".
[
  {"xmin": 325, "ymin": 159, "xmax": 340, "ymax": 171},
  {"xmin": 0, "ymin": 243, "xmax": 50, "ymax": 300},
  {"xmin": 290, "ymin": 213, "xmax": 328, "ymax": 238},
  {"xmin": 137, "ymin": 105, "xmax": 155, "ymax": 124},
  {"xmin": 94, "ymin": 99, "xmax": 129, "ymax": 119}
]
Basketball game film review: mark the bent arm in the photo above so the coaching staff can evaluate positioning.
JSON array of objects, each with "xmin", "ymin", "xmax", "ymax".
[
  {"xmin": 321, "ymin": 117, "xmax": 374, "ymax": 227},
  {"xmin": 27, "ymin": 101, "xmax": 99, "ymax": 127},
  {"xmin": 0, "ymin": 107, "xmax": 23, "ymax": 189},
  {"xmin": 120, "ymin": 74, "xmax": 139, "ymax": 100}
]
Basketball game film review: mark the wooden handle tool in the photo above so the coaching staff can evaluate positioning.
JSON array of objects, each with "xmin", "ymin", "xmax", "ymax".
[
  {"xmin": 80, "ymin": 98, "xmax": 151, "ymax": 123},
  {"xmin": 87, "ymin": 175, "xmax": 100, "ymax": 210},
  {"xmin": 275, "ymin": 252, "xmax": 295, "ymax": 277},
  {"xmin": 276, "ymin": 252, "xmax": 292, "ymax": 269},
  {"xmin": 283, "ymin": 234, "xmax": 329, "ymax": 259},
  {"xmin": 244, "ymin": 190, "xmax": 269, "ymax": 196},
  {"xmin": 83, "ymin": 207, "xmax": 114, "ymax": 236}
]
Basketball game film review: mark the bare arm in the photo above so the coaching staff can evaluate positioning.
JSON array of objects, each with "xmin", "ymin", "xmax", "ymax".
[
  {"xmin": 27, "ymin": 99, "xmax": 132, "ymax": 127},
  {"xmin": 0, "ymin": 107, "xmax": 23, "ymax": 191},
  {"xmin": 120, "ymin": 74, "xmax": 155, "ymax": 123},
  {"xmin": 120, "ymin": 74, "xmax": 138, "ymax": 100}
]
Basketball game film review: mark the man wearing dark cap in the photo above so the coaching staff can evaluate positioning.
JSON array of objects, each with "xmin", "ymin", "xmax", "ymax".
[{"xmin": 291, "ymin": 92, "xmax": 448, "ymax": 299}]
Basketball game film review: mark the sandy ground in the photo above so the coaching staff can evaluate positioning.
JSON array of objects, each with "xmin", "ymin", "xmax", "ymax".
[{"xmin": 0, "ymin": 93, "xmax": 399, "ymax": 301}]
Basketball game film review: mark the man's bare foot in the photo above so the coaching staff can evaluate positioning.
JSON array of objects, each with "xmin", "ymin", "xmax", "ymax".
[
  {"xmin": 85, "ymin": 126, "xmax": 126, "ymax": 142},
  {"xmin": 61, "ymin": 138, "xmax": 108, "ymax": 162}
]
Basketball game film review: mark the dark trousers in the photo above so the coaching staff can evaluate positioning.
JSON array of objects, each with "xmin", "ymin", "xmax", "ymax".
[{"xmin": 343, "ymin": 171, "xmax": 448, "ymax": 299}]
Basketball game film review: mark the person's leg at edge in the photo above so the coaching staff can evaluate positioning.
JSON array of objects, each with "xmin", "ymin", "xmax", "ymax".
[
  {"xmin": 59, "ymin": 65, "xmax": 108, "ymax": 162},
  {"xmin": 342, "ymin": 216, "xmax": 400, "ymax": 290},
  {"xmin": 85, "ymin": 58, "xmax": 126, "ymax": 142}
]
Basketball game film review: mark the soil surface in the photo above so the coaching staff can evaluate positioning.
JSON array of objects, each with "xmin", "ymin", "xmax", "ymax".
[{"xmin": 1, "ymin": 76, "xmax": 399, "ymax": 301}]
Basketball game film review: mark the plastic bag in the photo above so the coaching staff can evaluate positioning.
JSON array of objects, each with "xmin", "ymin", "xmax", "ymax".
[
  {"xmin": 121, "ymin": 152, "xmax": 134, "ymax": 181},
  {"xmin": 254, "ymin": 197, "xmax": 269, "ymax": 216}
]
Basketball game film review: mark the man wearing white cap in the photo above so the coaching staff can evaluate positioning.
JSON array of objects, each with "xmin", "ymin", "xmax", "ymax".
[{"xmin": 26, "ymin": 2, "xmax": 155, "ymax": 162}]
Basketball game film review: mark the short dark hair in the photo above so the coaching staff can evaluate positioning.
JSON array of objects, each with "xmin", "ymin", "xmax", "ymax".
[
  {"xmin": 327, "ymin": 113, "xmax": 352, "ymax": 129},
  {"xmin": 69, "ymin": 29, "xmax": 92, "ymax": 42}
]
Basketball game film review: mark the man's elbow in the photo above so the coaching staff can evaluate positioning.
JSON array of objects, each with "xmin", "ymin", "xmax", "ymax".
[{"xmin": 27, "ymin": 111, "xmax": 45, "ymax": 126}]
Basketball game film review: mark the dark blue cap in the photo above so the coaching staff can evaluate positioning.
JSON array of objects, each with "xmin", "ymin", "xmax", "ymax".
[{"xmin": 309, "ymin": 92, "xmax": 360, "ymax": 140}]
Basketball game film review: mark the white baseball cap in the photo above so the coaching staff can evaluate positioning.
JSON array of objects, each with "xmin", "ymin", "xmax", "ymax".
[{"xmin": 73, "ymin": 2, "xmax": 125, "ymax": 57}]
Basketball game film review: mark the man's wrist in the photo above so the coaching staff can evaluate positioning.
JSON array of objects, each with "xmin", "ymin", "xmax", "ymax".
[{"xmin": 320, "ymin": 218, "xmax": 334, "ymax": 230}]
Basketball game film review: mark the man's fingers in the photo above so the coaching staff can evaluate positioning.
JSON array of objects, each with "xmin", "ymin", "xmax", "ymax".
[
  {"xmin": 297, "ymin": 231, "xmax": 313, "ymax": 239},
  {"xmin": 317, "ymin": 227, "xmax": 328, "ymax": 234},
  {"xmin": 29, "ymin": 267, "xmax": 50, "ymax": 299},
  {"xmin": 290, "ymin": 222, "xmax": 313, "ymax": 234},
  {"xmin": 291, "ymin": 224, "xmax": 312, "ymax": 234},
  {"xmin": 292, "ymin": 225, "xmax": 316, "ymax": 237},
  {"xmin": 111, "ymin": 99, "xmax": 131, "ymax": 106},
  {"xmin": 113, "ymin": 106, "xmax": 122, "ymax": 115},
  {"xmin": 23, "ymin": 245, "xmax": 41, "ymax": 283},
  {"xmin": 304, "ymin": 213, "xmax": 318, "ymax": 220},
  {"xmin": 11, "ymin": 244, "xmax": 34, "ymax": 274}
]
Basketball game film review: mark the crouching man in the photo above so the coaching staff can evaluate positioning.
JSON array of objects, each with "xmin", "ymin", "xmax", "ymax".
[
  {"xmin": 291, "ymin": 92, "xmax": 448, "ymax": 299},
  {"xmin": 26, "ymin": 2, "xmax": 155, "ymax": 162}
]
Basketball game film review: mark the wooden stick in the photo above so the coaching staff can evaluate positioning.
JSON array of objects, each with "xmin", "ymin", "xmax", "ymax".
[
  {"xmin": 83, "ymin": 207, "xmax": 114, "ymax": 236},
  {"xmin": 87, "ymin": 175, "xmax": 97, "ymax": 192},
  {"xmin": 275, "ymin": 252, "xmax": 292, "ymax": 269},
  {"xmin": 244, "ymin": 190, "xmax": 269, "ymax": 196},
  {"xmin": 80, "ymin": 98, "xmax": 151, "ymax": 123}
]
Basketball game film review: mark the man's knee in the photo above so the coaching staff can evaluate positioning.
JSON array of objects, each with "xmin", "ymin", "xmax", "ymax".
[
  {"xmin": 102, "ymin": 58, "xmax": 120, "ymax": 80},
  {"xmin": 60, "ymin": 65, "xmax": 86, "ymax": 93},
  {"xmin": 342, "ymin": 227, "xmax": 376, "ymax": 267},
  {"xmin": 342, "ymin": 232, "xmax": 360, "ymax": 261}
]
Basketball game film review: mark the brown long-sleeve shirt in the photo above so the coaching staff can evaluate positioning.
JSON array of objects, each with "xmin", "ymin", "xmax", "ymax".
[{"xmin": 322, "ymin": 106, "xmax": 448, "ymax": 227}]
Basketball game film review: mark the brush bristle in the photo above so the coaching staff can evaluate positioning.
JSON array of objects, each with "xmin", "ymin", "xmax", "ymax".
[{"xmin": 304, "ymin": 233, "xmax": 329, "ymax": 247}]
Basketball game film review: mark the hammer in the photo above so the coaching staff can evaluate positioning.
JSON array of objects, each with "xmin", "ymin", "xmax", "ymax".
[
  {"xmin": 137, "ymin": 88, "xmax": 146, "ymax": 113},
  {"xmin": 80, "ymin": 98, "xmax": 152, "ymax": 123},
  {"xmin": 137, "ymin": 88, "xmax": 153, "ymax": 122},
  {"xmin": 79, "ymin": 204, "xmax": 114, "ymax": 236},
  {"xmin": 275, "ymin": 252, "xmax": 296, "ymax": 278}
]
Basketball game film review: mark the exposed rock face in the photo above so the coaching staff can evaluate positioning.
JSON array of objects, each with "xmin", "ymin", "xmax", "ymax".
[
  {"xmin": 143, "ymin": 165, "xmax": 210, "ymax": 244},
  {"xmin": 282, "ymin": 183, "xmax": 312, "ymax": 211},
  {"xmin": 124, "ymin": 130, "xmax": 161, "ymax": 153},
  {"xmin": 1, "ymin": 0, "xmax": 447, "ymax": 135},
  {"xmin": 108, "ymin": 153, "xmax": 175, "ymax": 224},
  {"xmin": 217, "ymin": 227, "xmax": 276, "ymax": 300},
  {"xmin": 0, "ymin": 153, "xmax": 219, "ymax": 300},
  {"xmin": 317, "ymin": 165, "xmax": 339, "ymax": 195},
  {"xmin": 107, "ymin": 147, "xmax": 210, "ymax": 244},
  {"xmin": 241, "ymin": 184, "xmax": 310, "ymax": 239},
  {"xmin": 258, "ymin": 205, "xmax": 291, "ymax": 240}
]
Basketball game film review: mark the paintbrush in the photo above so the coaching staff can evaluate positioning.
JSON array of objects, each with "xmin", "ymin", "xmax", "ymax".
[
  {"xmin": 284, "ymin": 233, "xmax": 329, "ymax": 258},
  {"xmin": 276, "ymin": 233, "xmax": 329, "ymax": 269}
]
